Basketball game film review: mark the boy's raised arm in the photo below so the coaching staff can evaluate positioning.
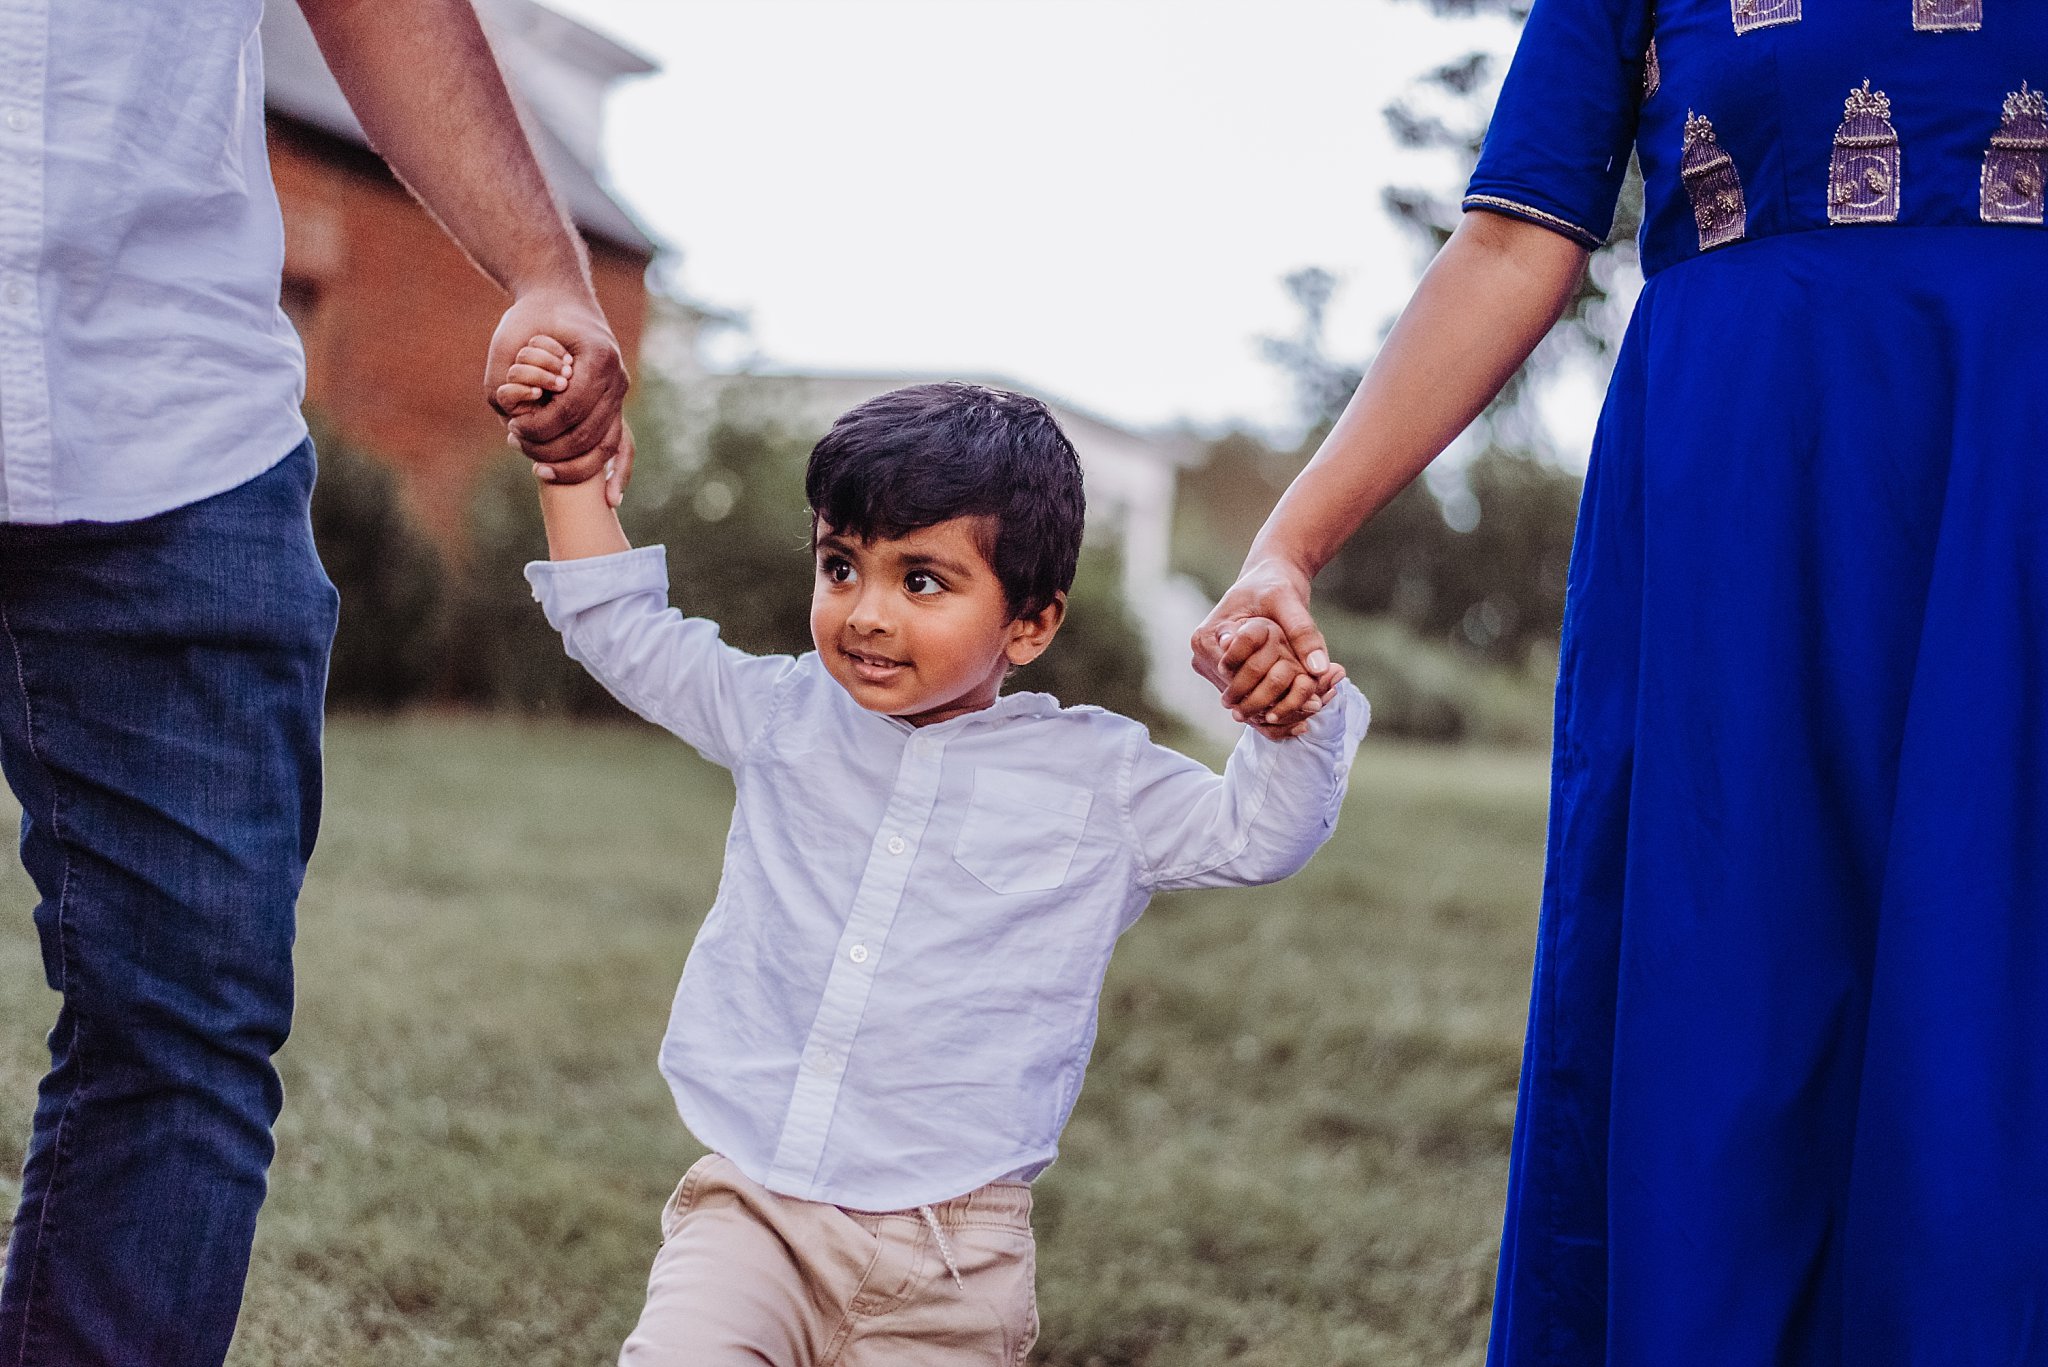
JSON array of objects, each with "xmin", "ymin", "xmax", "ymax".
[
  {"xmin": 515, "ymin": 335, "xmax": 794, "ymax": 769},
  {"xmin": 538, "ymin": 466, "xmax": 632, "ymax": 561}
]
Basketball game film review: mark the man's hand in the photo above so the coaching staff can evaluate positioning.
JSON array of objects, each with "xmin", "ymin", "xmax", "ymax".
[{"xmin": 487, "ymin": 288, "xmax": 630, "ymax": 503}]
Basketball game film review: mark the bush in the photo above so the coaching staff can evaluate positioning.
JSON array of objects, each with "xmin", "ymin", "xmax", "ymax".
[
  {"xmin": 441, "ymin": 458, "xmax": 623, "ymax": 718},
  {"xmin": 307, "ymin": 419, "xmax": 449, "ymax": 712},
  {"xmin": 1317, "ymin": 607, "xmax": 1554, "ymax": 747}
]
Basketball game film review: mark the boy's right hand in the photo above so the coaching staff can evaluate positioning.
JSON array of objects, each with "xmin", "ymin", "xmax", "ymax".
[
  {"xmin": 1214, "ymin": 618, "xmax": 1343, "ymax": 739},
  {"xmin": 494, "ymin": 334, "xmax": 574, "ymax": 423}
]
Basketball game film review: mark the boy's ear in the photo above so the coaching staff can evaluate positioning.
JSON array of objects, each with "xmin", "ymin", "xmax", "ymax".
[{"xmin": 1004, "ymin": 592, "xmax": 1066, "ymax": 668}]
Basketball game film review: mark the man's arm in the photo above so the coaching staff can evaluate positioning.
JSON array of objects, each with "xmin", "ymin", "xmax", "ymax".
[{"xmin": 297, "ymin": 0, "xmax": 632, "ymax": 495}]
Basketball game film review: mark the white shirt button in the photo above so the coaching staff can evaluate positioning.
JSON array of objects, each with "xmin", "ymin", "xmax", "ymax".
[
  {"xmin": 849, "ymin": 944, "xmax": 869, "ymax": 964},
  {"xmin": 910, "ymin": 736, "xmax": 934, "ymax": 759},
  {"xmin": 886, "ymin": 836, "xmax": 906, "ymax": 856},
  {"xmin": 3, "ymin": 282, "xmax": 24, "ymax": 308},
  {"xmin": 5, "ymin": 109, "xmax": 29, "ymax": 133}
]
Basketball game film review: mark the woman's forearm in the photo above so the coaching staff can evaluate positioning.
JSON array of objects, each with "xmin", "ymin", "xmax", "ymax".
[{"xmin": 1246, "ymin": 212, "xmax": 1591, "ymax": 581}]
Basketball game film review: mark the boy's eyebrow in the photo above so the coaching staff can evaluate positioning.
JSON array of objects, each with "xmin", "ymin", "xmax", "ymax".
[{"xmin": 896, "ymin": 548, "xmax": 978, "ymax": 577}]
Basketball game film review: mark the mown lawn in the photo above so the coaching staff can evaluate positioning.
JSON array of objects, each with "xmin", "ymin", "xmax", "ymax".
[{"xmin": 0, "ymin": 717, "xmax": 1548, "ymax": 1366}]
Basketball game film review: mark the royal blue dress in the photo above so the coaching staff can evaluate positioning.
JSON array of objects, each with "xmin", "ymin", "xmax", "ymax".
[{"xmin": 1464, "ymin": 2, "xmax": 2048, "ymax": 1362}]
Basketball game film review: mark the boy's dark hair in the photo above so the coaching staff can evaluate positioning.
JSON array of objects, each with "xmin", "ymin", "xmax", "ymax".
[{"xmin": 805, "ymin": 383, "xmax": 1086, "ymax": 619}]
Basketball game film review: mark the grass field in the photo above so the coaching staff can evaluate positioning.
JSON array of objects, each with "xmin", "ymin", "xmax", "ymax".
[{"xmin": 0, "ymin": 717, "xmax": 1548, "ymax": 1366}]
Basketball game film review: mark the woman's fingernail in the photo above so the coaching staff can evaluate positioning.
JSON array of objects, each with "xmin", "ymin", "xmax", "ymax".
[
  {"xmin": 1307, "ymin": 650, "xmax": 1329, "ymax": 674},
  {"xmin": 535, "ymin": 465, "xmax": 555, "ymax": 481}
]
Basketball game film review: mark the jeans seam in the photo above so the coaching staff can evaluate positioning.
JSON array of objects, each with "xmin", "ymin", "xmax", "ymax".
[{"xmin": 0, "ymin": 596, "xmax": 86, "ymax": 1367}]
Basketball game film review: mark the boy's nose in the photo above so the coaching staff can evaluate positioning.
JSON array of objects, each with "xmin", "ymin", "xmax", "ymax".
[{"xmin": 846, "ymin": 589, "xmax": 893, "ymax": 635}]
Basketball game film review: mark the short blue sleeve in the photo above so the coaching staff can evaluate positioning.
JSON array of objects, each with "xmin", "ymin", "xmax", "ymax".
[{"xmin": 1462, "ymin": 0, "xmax": 1649, "ymax": 250}]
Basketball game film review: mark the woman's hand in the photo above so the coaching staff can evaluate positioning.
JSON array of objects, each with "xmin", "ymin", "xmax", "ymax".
[
  {"xmin": 1192, "ymin": 558, "xmax": 1332, "ymax": 730},
  {"xmin": 1185, "ymin": 213, "xmax": 1589, "ymax": 735}
]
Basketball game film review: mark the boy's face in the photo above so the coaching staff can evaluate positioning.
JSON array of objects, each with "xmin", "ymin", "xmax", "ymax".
[{"xmin": 810, "ymin": 516, "xmax": 1063, "ymax": 728}]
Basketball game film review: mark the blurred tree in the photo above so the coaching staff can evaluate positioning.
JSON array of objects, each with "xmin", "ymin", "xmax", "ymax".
[{"xmin": 1180, "ymin": 0, "xmax": 1644, "ymax": 666}]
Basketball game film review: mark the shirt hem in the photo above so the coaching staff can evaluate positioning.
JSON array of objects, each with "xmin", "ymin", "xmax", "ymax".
[
  {"xmin": 1461, "ymin": 195, "xmax": 1606, "ymax": 251},
  {"xmin": 668, "ymin": 1075, "xmax": 1056, "ymax": 1212},
  {"xmin": 0, "ymin": 417, "xmax": 310, "ymax": 526}
]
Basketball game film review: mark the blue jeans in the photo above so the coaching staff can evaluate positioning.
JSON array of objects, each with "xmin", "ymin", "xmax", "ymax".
[{"xmin": 0, "ymin": 442, "xmax": 336, "ymax": 1367}]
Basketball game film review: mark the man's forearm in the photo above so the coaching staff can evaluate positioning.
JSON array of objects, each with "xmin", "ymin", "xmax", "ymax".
[
  {"xmin": 300, "ymin": 0, "xmax": 633, "ymax": 486},
  {"xmin": 298, "ymin": 0, "xmax": 589, "ymax": 299}
]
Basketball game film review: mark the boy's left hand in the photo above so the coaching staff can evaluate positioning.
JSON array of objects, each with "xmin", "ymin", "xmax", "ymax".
[
  {"xmin": 495, "ymin": 334, "xmax": 627, "ymax": 509},
  {"xmin": 494, "ymin": 334, "xmax": 573, "ymax": 420}
]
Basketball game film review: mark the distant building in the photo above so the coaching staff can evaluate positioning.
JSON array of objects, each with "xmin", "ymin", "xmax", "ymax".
[
  {"xmin": 262, "ymin": 0, "xmax": 659, "ymax": 540},
  {"xmin": 700, "ymin": 372, "xmax": 1229, "ymax": 734}
]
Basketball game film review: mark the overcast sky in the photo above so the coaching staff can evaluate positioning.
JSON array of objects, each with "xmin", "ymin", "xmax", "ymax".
[{"xmin": 540, "ymin": 0, "xmax": 1520, "ymax": 436}]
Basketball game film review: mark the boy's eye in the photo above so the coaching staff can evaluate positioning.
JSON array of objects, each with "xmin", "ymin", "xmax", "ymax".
[
  {"xmin": 821, "ymin": 555, "xmax": 855, "ymax": 584},
  {"xmin": 904, "ymin": 570, "xmax": 944, "ymax": 596}
]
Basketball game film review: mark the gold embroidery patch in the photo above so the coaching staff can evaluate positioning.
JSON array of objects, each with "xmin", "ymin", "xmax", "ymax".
[
  {"xmin": 1829, "ymin": 82, "xmax": 1902, "ymax": 224},
  {"xmin": 1913, "ymin": 0, "xmax": 1983, "ymax": 32},
  {"xmin": 1644, "ymin": 36, "xmax": 1662, "ymax": 102},
  {"xmin": 1682, "ymin": 112, "xmax": 1748, "ymax": 250},
  {"xmin": 1982, "ymin": 83, "xmax": 2048, "ymax": 224},
  {"xmin": 1732, "ymin": 0, "xmax": 1800, "ymax": 35}
]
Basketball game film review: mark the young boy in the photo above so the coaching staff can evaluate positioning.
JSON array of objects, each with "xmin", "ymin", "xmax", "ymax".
[{"xmin": 503, "ymin": 341, "xmax": 1367, "ymax": 1366}]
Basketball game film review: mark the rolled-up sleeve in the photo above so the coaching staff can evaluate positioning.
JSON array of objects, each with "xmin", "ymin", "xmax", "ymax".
[
  {"xmin": 1127, "ymin": 681, "xmax": 1370, "ymax": 894},
  {"xmin": 525, "ymin": 547, "xmax": 797, "ymax": 770}
]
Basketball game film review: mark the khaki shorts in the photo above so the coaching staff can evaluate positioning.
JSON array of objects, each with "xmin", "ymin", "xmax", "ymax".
[{"xmin": 620, "ymin": 1153, "xmax": 1039, "ymax": 1367}]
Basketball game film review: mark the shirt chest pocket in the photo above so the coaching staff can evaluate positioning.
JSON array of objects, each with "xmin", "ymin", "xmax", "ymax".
[{"xmin": 953, "ymin": 770, "xmax": 1095, "ymax": 895}]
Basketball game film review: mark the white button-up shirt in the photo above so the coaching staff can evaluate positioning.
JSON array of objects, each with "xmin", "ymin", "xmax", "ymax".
[
  {"xmin": 529, "ymin": 547, "xmax": 1371, "ymax": 1211},
  {"xmin": 0, "ymin": 0, "xmax": 307, "ymax": 524}
]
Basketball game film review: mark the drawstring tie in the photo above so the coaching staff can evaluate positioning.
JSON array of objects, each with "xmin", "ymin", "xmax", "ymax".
[{"xmin": 917, "ymin": 1204, "xmax": 964, "ymax": 1289}]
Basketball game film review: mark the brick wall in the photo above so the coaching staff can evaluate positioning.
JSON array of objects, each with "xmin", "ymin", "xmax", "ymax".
[{"xmin": 269, "ymin": 117, "xmax": 650, "ymax": 543}]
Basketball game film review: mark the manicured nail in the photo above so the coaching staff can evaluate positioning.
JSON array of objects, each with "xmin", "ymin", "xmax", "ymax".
[
  {"xmin": 1307, "ymin": 650, "xmax": 1329, "ymax": 674},
  {"xmin": 535, "ymin": 464, "xmax": 555, "ymax": 481}
]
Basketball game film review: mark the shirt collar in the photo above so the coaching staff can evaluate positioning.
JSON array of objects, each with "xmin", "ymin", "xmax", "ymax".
[{"xmin": 860, "ymin": 683, "xmax": 1063, "ymax": 738}]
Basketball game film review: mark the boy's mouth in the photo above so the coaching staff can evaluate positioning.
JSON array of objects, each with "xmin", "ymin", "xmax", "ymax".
[{"xmin": 841, "ymin": 645, "xmax": 910, "ymax": 683}]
